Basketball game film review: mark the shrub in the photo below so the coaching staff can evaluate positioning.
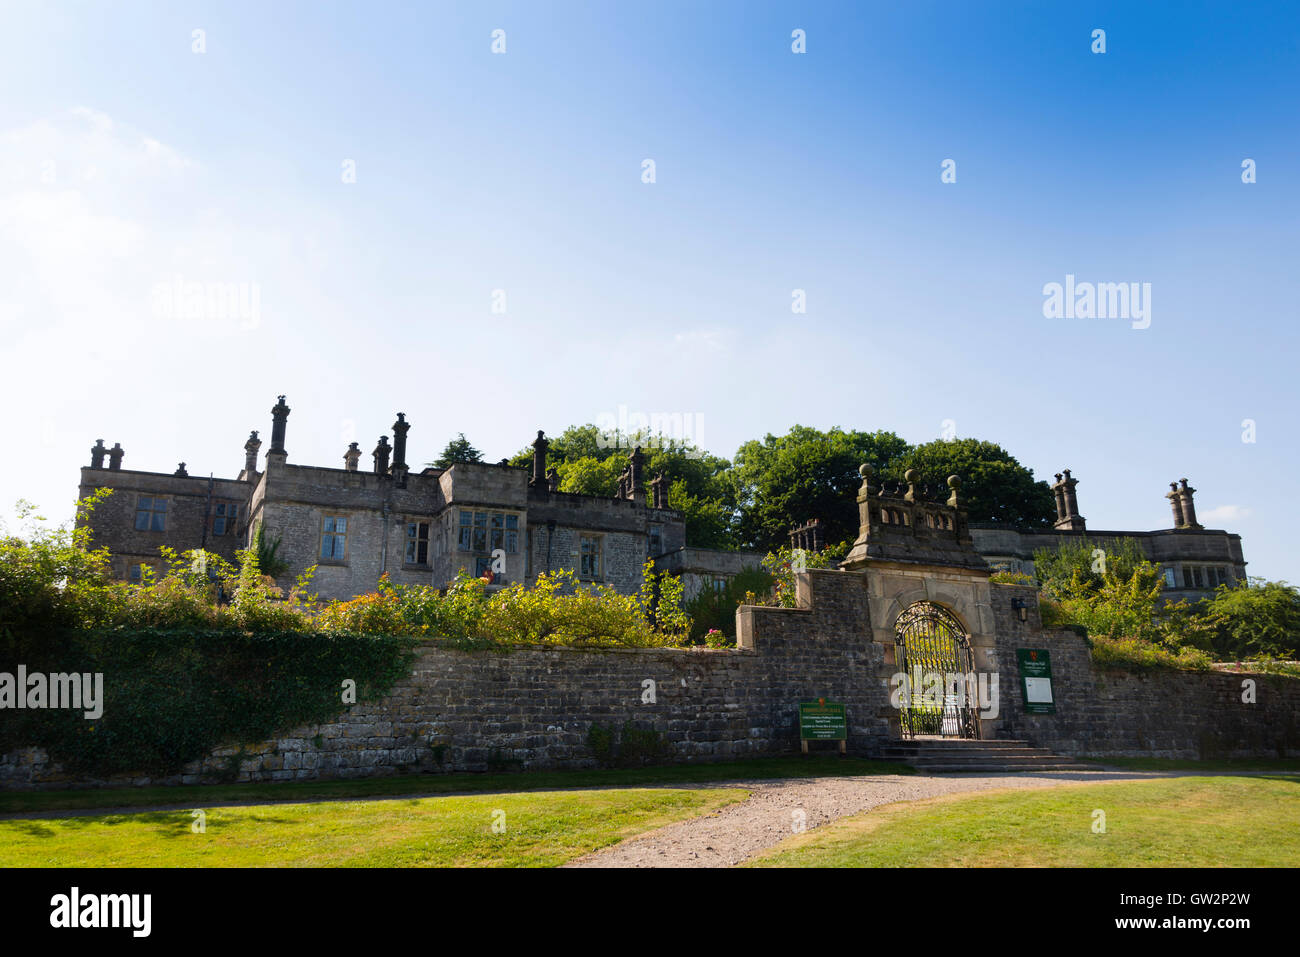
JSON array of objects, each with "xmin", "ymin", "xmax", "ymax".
[
  {"xmin": 1197, "ymin": 578, "xmax": 1300, "ymax": 660},
  {"xmin": 989, "ymin": 570, "xmax": 1035, "ymax": 586},
  {"xmin": 1090, "ymin": 636, "xmax": 1213, "ymax": 673},
  {"xmin": 683, "ymin": 565, "xmax": 774, "ymax": 641},
  {"xmin": 0, "ymin": 626, "xmax": 418, "ymax": 777},
  {"xmin": 759, "ymin": 545, "xmax": 836, "ymax": 608}
]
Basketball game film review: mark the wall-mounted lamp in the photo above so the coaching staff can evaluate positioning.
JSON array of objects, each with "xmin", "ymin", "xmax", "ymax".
[{"xmin": 1011, "ymin": 597, "xmax": 1029, "ymax": 623}]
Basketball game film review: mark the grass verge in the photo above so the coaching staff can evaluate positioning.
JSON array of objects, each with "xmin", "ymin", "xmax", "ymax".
[
  {"xmin": 0, "ymin": 755, "xmax": 909, "ymax": 816},
  {"xmin": 0, "ymin": 787, "xmax": 748, "ymax": 867},
  {"xmin": 1080, "ymin": 756, "xmax": 1300, "ymax": 772},
  {"xmin": 748, "ymin": 776, "xmax": 1300, "ymax": 867}
]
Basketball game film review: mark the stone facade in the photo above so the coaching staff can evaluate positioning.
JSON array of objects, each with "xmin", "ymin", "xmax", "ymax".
[
  {"xmin": 970, "ymin": 468, "xmax": 1246, "ymax": 603},
  {"xmin": 654, "ymin": 547, "xmax": 765, "ymax": 600},
  {"xmin": 78, "ymin": 396, "xmax": 702, "ymax": 602}
]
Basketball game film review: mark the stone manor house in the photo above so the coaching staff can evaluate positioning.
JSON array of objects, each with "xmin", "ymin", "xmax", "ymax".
[{"xmin": 77, "ymin": 396, "xmax": 1247, "ymax": 604}]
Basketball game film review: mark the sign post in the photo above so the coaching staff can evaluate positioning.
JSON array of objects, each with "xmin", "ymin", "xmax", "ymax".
[
  {"xmin": 798, "ymin": 698, "xmax": 847, "ymax": 754},
  {"xmin": 1016, "ymin": 648, "xmax": 1056, "ymax": 714}
]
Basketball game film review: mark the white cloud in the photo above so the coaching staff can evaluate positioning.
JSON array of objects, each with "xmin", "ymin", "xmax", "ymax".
[
  {"xmin": 672, "ymin": 328, "xmax": 727, "ymax": 351},
  {"xmin": 1200, "ymin": 504, "xmax": 1251, "ymax": 523}
]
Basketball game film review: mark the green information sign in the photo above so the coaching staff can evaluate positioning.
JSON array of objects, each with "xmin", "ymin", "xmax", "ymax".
[
  {"xmin": 799, "ymin": 699, "xmax": 847, "ymax": 741},
  {"xmin": 1016, "ymin": 648, "xmax": 1056, "ymax": 714}
]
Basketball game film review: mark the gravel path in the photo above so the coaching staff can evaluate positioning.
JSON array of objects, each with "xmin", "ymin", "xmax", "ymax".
[{"xmin": 564, "ymin": 770, "xmax": 1164, "ymax": 868}]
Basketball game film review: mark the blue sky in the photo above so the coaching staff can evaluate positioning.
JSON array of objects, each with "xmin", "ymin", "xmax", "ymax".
[{"xmin": 1, "ymin": 1, "xmax": 1296, "ymax": 580}]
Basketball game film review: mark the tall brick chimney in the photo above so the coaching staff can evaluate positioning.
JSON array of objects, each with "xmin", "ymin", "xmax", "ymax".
[
  {"xmin": 267, "ymin": 396, "xmax": 290, "ymax": 466},
  {"xmin": 243, "ymin": 431, "xmax": 262, "ymax": 474},
  {"xmin": 390, "ymin": 413, "xmax": 410, "ymax": 485},
  {"xmin": 628, "ymin": 446, "xmax": 645, "ymax": 504},
  {"xmin": 1051, "ymin": 469, "xmax": 1086, "ymax": 531},
  {"xmin": 1177, "ymin": 478, "xmax": 1201, "ymax": 529},
  {"xmin": 391, "ymin": 413, "xmax": 409, "ymax": 470},
  {"xmin": 344, "ymin": 442, "xmax": 361, "ymax": 472},
  {"xmin": 372, "ymin": 436, "xmax": 391, "ymax": 475},
  {"xmin": 530, "ymin": 430, "xmax": 549, "ymax": 486},
  {"xmin": 1166, "ymin": 482, "xmax": 1185, "ymax": 527},
  {"xmin": 108, "ymin": 443, "xmax": 124, "ymax": 471},
  {"xmin": 90, "ymin": 439, "xmax": 106, "ymax": 469}
]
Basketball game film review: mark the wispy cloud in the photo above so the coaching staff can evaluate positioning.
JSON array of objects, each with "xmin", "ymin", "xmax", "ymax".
[{"xmin": 1201, "ymin": 504, "xmax": 1251, "ymax": 524}]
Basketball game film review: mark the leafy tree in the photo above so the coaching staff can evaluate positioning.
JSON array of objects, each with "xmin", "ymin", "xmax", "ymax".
[
  {"xmin": 897, "ymin": 438, "xmax": 1055, "ymax": 527},
  {"xmin": 683, "ymin": 565, "xmax": 775, "ymax": 642},
  {"xmin": 1033, "ymin": 536, "xmax": 1151, "ymax": 601},
  {"xmin": 514, "ymin": 424, "xmax": 739, "ymax": 548},
  {"xmin": 431, "ymin": 433, "xmax": 484, "ymax": 468},
  {"xmin": 725, "ymin": 426, "xmax": 910, "ymax": 551},
  {"xmin": 1197, "ymin": 579, "xmax": 1300, "ymax": 660},
  {"xmin": 557, "ymin": 455, "xmax": 622, "ymax": 496}
]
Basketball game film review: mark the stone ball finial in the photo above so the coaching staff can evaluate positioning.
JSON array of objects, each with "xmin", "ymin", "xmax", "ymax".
[
  {"xmin": 947, "ymin": 475, "xmax": 961, "ymax": 489},
  {"xmin": 904, "ymin": 468, "xmax": 918, "ymax": 483},
  {"xmin": 859, "ymin": 463, "xmax": 873, "ymax": 478}
]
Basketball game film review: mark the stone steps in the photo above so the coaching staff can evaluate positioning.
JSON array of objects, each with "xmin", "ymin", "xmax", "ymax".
[{"xmin": 879, "ymin": 738, "xmax": 1096, "ymax": 773}]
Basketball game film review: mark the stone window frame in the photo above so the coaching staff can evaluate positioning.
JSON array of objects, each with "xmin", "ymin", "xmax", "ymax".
[
  {"xmin": 319, "ymin": 513, "xmax": 350, "ymax": 565},
  {"xmin": 579, "ymin": 533, "xmax": 603, "ymax": 581},
  {"xmin": 456, "ymin": 509, "xmax": 520, "ymax": 556},
  {"xmin": 404, "ymin": 519, "xmax": 431, "ymax": 567},
  {"xmin": 212, "ymin": 501, "xmax": 239, "ymax": 536},
  {"xmin": 133, "ymin": 495, "xmax": 168, "ymax": 532}
]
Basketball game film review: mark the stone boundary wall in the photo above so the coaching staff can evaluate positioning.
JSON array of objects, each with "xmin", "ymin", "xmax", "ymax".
[
  {"xmin": 0, "ymin": 572, "xmax": 888, "ymax": 790},
  {"xmin": 2, "ymin": 573, "xmax": 1296, "ymax": 790},
  {"xmin": 987, "ymin": 584, "xmax": 1300, "ymax": 758}
]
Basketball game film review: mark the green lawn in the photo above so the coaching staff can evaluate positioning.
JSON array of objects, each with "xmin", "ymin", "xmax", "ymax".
[
  {"xmin": 0, "ymin": 755, "xmax": 908, "ymax": 816},
  {"xmin": 749, "ymin": 776, "xmax": 1300, "ymax": 867},
  {"xmin": 0, "ymin": 786, "xmax": 748, "ymax": 867},
  {"xmin": 1080, "ymin": 756, "xmax": 1300, "ymax": 772}
]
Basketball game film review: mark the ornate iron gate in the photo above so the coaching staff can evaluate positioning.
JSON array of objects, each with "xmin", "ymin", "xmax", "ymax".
[{"xmin": 894, "ymin": 602, "xmax": 979, "ymax": 739}]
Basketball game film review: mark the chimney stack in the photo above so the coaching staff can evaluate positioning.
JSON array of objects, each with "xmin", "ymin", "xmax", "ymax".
[
  {"xmin": 628, "ymin": 446, "xmax": 645, "ymax": 504},
  {"xmin": 1177, "ymin": 478, "xmax": 1201, "ymax": 529},
  {"xmin": 1051, "ymin": 469, "xmax": 1086, "ymax": 531},
  {"xmin": 344, "ymin": 442, "xmax": 361, "ymax": 472},
  {"xmin": 108, "ymin": 443, "xmax": 124, "ymax": 471},
  {"xmin": 372, "ymin": 436, "xmax": 391, "ymax": 475},
  {"xmin": 267, "ymin": 396, "xmax": 290, "ymax": 466},
  {"xmin": 530, "ymin": 430, "xmax": 549, "ymax": 486},
  {"xmin": 390, "ymin": 413, "xmax": 410, "ymax": 485},
  {"xmin": 90, "ymin": 439, "xmax": 106, "ymax": 469},
  {"xmin": 174, "ymin": 463, "xmax": 188, "ymax": 477},
  {"xmin": 243, "ymin": 431, "xmax": 262, "ymax": 474},
  {"xmin": 1166, "ymin": 482, "xmax": 1185, "ymax": 527}
]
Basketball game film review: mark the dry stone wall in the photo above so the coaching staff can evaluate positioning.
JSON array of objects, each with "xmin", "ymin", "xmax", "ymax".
[{"xmin": 2, "ymin": 572, "xmax": 1296, "ymax": 790}]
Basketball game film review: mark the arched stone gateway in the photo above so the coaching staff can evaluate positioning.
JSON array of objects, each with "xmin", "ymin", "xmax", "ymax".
[{"xmin": 893, "ymin": 601, "xmax": 979, "ymax": 739}]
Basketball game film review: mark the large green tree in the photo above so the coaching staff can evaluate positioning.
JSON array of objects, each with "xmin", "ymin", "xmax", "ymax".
[
  {"xmin": 1198, "ymin": 579, "xmax": 1300, "ymax": 660},
  {"xmin": 897, "ymin": 439, "xmax": 1055, "ymax": 527},
  {"xmin": 724, "ymin": 426, "xmax": 910, "ymax": 551},
  {"xmin": 510, "ymin": 424, "xmax": 738, "ymax": 548},
  {"xmin": 431, "ymin": 433, "xmax": 484, "ymax": 468}
]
